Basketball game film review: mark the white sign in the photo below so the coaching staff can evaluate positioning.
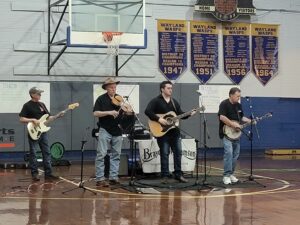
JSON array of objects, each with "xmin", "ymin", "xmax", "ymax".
[
  {"xmin": 0, "ymin": 82, "xmax": 50, "ymax": 113},
  {"xmin": 137, "ymin": 139, "xmax": 196, "ymax": 173},
  {"xmin": 198, "ymin": 85, "xmax": 240, "ymax": 113}
]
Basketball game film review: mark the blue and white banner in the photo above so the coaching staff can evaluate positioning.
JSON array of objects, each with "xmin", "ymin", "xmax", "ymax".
[
  {"xmin": 191, "ymin": 21, "xmax": 218, "ymax": 84},
  {"xmin": 222, "ymin": 23, "xmax": 250, "ymax": 84},
  {"xmin": 252, "ymin": 24, "xmax": 279, "ymax": 86},
  {"xmin": 158, "ymin": 19, "xmax": 187, "ymax": 82}
]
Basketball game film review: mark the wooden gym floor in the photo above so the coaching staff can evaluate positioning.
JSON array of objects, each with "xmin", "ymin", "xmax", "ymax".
[{"xmin": 0, "ymin": 155, "xmax": 299, "ymax": 225}]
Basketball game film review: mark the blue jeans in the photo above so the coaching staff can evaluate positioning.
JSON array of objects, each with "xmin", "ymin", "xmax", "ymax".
[
  {"xmin": 223, "ymin": 137, "xmax": 240, "ymax": 177},
  {"xmin": 156, "ymin": 130, "xmax": 182, "ymax": 178},
  {"xmin": 95, "ymin": 128, "xmax": 122, "ymax": 181},
  {"xmin": 28, "ymin": 133, "xmax": 52, "ymax": 177}
]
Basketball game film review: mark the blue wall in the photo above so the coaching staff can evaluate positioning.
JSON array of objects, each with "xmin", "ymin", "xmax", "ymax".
[{"xmin": 241, "ymin": 97, "xmax": 300, "ymax": 149}]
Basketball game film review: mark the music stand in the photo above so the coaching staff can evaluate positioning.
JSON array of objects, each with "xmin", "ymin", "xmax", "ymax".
[{"xmin": 62, "ymin": 127, "xmax": 97, "ymax": 195}]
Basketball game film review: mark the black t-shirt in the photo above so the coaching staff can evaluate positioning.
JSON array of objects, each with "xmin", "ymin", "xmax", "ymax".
[
  {"xmin": 144, "ymin": 95, "xmax": 184, "ymax": 122},
  {"xmin": 218, "ymin": 99, "xmax": 244, "ymax": 139},
  {"xmin": 93, "ymin": 93, "xmax": 123, "ymax": 136},
  {"xmin": 19, "ymin": 101, "xmax": 50, "ymax": 119}
]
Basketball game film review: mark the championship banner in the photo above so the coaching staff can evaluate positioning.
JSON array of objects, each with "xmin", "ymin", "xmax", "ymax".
[
  {"xmin": 251, "ymin": 24, "xmax": 279, "ymax": 85},
  {"xmin": 190, "ymin": 21, "xmax": 218, "ymax": 84},
  {"xmin": 158, "ymin": 19, "xmax": 188, "ymax": 82},
  {"xmin": 222, "ymin": 23, "xmax": 250, "ymax": 84},
  {"xmin": 137, "ymin": 139, "xmax": 196, "ymax": 173}
]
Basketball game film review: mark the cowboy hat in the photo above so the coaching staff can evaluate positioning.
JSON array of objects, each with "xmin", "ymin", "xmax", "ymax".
[{"xmin": 102, "ymin": 77, "xmax": 120, "ymax": 89}]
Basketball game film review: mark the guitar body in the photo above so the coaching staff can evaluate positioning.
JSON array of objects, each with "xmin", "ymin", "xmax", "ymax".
[
  {"xmin": 27, "ymin": 114, "xmax": 51, "ymax": 140},
  {"xmin": 148, "ymin": 111, "xmax": 179, "ymax": 137},
  {"xmin": 26, "ymin": 102, "xmax": 80, "ymax": 140},
  {"xmin": 223, "ymin": 113, "xmax": 272, "ymax": 141},
  {"xmin": 223, "ymin": 121, "xmax": 241, "ymax": 141}
]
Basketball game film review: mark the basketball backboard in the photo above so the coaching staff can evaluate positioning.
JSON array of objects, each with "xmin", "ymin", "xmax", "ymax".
[{"xmin": 67, "ymin": 0, "xmax": 147, "ymax": 49}]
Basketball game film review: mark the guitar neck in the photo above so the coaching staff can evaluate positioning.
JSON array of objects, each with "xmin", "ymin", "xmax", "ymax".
[
  {"xmin": 241, "ymin": 114, "xmax": 271, "ymax": 129},
  {"xmin": 46, "ymin": 108, "xmax": 70, "ymax": 123},
  {"xmin": 241, "ymin": 119, "xmax": 256, "ymax": 129},
  {"xmin": 173, "ymin": 107, "xmax": 202, "ymax": 121}
]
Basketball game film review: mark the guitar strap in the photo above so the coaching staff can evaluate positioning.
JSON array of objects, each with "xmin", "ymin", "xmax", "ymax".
[
  {"xmin": 170, "ymin": 98, "xmax": 178, "ymax": 114},
  {"xmin": 235, "ymin": 105, "xmax": 242, "ymax": 123},
  {"xmin": 38, "ymin": 102, "xmax": 50, "ymax": 115}
]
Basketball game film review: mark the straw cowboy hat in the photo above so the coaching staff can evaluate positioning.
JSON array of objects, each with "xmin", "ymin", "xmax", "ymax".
[{"xmin": 102, "ymin": 77, "xmax": 120, "ymax": 89}]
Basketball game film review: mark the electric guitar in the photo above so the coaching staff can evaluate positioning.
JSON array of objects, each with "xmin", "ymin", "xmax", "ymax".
[
  {"xmin": 27, "ymin": 103, "xmax": 79, "ymax": 140},
  {"xmin": 223, "ymin": 112, "xmax": 272, "ymax": 141},
  {"xmin": 148, "ymin": 106, "xmax": 205, "ymax": 137}
]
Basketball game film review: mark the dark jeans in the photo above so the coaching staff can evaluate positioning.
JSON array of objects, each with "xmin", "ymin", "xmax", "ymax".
[
  {"xmin": 156, "ymin": 129, "xmax": 182, "ymax": 178},
  {"xmin": 28, "ymin": 133, "xmax": 52, "ymax": 177}
]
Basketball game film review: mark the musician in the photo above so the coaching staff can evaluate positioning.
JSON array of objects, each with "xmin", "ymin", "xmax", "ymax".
[
  {"xmin": 145, "ymin": 81, "xmax": 196, "ymax": 184},
  {"xmin": 93, "ymin": 77, "xmax": 133, "ymax": 187},
  {"xmin": 218, "ymin": 87, "xmax": 251, "ymax": 185},
  {"xmin": 19, "ymin": 87, "xmax": 61, "ymax": 182}
]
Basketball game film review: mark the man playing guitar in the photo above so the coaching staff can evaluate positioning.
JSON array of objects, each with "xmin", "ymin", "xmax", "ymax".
[
  {"xmin": 19, "ymin": 87, "xmax": 62, "ymax": 182},
  {"xmin": 145, "ymin": 81, "xmax": 197, "ymax": 184},
  {"xmin": 218, "ymin": 87, "xmax": 251, "ymax": 185}
]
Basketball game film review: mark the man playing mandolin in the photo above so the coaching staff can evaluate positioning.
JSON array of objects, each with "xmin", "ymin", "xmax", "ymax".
[
  {"xmin": 145, "ymin": 81, "xmax": 197, "ymax": 184},
  {"xmin": 218, "ymin": 87, "xmax": 251, "ymax": 185},
  {"xmin": 19, "ymin": 87, "xmax": 62, "ymax": 182}
]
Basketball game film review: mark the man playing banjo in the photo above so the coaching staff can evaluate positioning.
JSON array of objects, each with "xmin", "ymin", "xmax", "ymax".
[{"xmin": 218, "ymin": 87, "xmax": 251, "ymax": 185}]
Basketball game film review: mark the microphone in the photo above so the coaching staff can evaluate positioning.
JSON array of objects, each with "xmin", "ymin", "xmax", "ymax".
[{"xmin": 196, "ymin": 90, "xmax": 202, "ymax": 95}]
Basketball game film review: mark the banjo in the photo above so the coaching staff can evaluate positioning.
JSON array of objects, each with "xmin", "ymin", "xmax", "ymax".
[{"xmin": 223, "ymin": 112, "xmax": 272, "ymax": 140}]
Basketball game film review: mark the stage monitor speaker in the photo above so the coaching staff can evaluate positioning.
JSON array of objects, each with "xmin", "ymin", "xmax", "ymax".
[{"xmin": 104, "ymin": 153, "xmax": 128, "ymax": 177}]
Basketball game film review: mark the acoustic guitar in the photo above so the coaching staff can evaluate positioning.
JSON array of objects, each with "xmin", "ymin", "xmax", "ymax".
[
  {"xmin": 223, "ymin": 112, "xmax": 272, "ymax": 141},
  {"xmin": 27, "ymin": 103, "xmax": 79, "ymax": 140},
  {"xmin": 148, "ymin": 106, "xmax": 205, "ymax": 137}
]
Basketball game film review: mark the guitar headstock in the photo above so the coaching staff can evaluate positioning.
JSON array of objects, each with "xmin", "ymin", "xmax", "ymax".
[
  {"xmin": 264, "ymin": 112, "xmax": 273, "ymax": 118},
  {"xmin": 256, "ymin": 112, "xmax": 273, "ymax": 121},
  {"xmin": 68, "ymin": 103, "xmax": 80, "ymax": 110}
]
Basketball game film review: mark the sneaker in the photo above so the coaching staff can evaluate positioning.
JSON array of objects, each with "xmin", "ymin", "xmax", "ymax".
[
  {"xmin": 161, "ymin": 177, "xmax": 169, "ymax": 184},
  {"xmin": 32, "ymin": 175, "xmax": 40, "ymax": 182},
  {"xmin": 223, "ymin": 176, "xmax": 232, "ymax": 185},
  {"xmin": 96, "ymin": 180, "xmax": 110, "ymax": 187},
  {"xmin": 230, "ymin": 175, "xmax": 239, "ymax": 183},
  {"xmin": 175, "ymin": 176, "xmax": 188, "ymax": 183},
  {"xmin": 109, "ymin": 179, "xmax": 120, "ymax": 185}
]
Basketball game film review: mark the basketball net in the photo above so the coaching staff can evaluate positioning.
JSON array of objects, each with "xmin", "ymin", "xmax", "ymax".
[{"xmin": 102, "ymin": 32, "xmax": 123, "ymax": 56}]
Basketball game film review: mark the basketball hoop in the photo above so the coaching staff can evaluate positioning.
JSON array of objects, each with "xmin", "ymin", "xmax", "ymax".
[{"xmin": 102, "ymin": 32, "xmax": 123, "ymax": 56}]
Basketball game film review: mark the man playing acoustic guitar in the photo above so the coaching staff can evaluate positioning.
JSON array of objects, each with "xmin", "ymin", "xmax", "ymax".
[
  {"xmin": 19, "ymin": 87, "xmax": 63, "ymax": 182},
  {"xmin": 218, "ymin": 87, "xmax": 251, "ymax": 185},
  {"xmin": 145, "ymin": 81, "xmax": 197, "ymax": 184}
]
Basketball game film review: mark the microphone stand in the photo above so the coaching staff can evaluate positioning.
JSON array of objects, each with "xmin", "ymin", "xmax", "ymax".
[
  {"xmin": 198, "ymin": 109, "xmax": 214, "ymax": 190},
  {"xmin": 119, "ymin": 96, "xmax": 143, "ymax": 188},
  {"xmin": 62, "ymin": 127, "xmax": 97, "ymax": 194},
  {"xmin": 244, "ymin": 97, "xmax": 265, "ymax": 187}
]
